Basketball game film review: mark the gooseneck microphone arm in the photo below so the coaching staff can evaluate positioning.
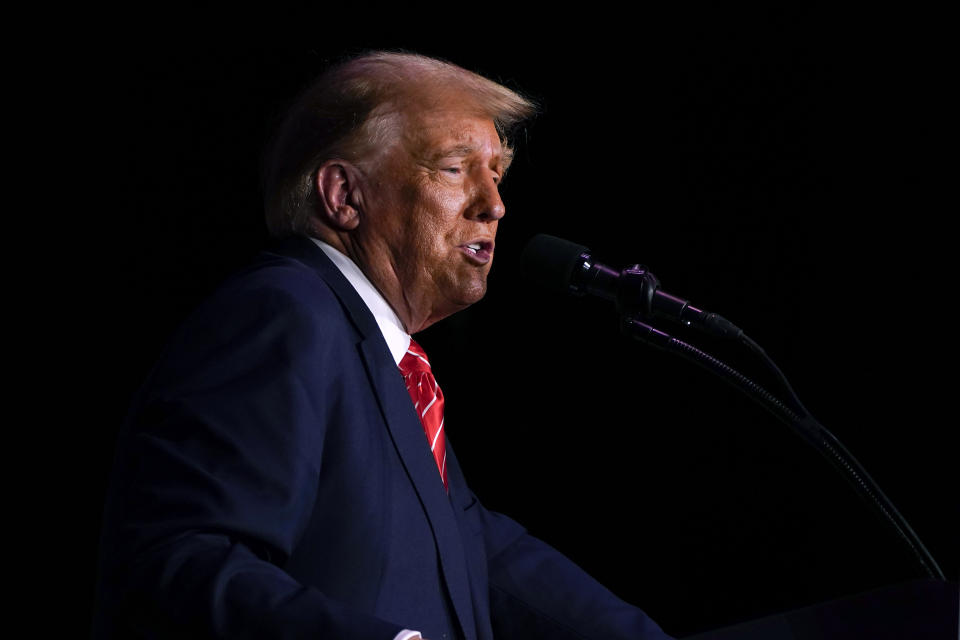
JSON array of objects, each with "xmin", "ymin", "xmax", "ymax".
[
  {"xmin": 621, "ymin": 316, "xmax": 945, "ymax": 581},
  {"xmin": 522, "ymin": 233, "xmax": 946, "ymax": 581},
  {"xmin": 523, "ymin": 234, "xmax": 806, "ymax": 413}
]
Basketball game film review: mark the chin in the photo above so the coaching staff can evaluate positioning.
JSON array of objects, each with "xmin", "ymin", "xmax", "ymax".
[
  {"xmin": 464, "ymin": 278, "xmax": 489, "ymax": 302},
  {"xmin": 449, "ymin": 280, "xmax": 488, "ymax": 309},
  {"xmin": 423, "ymin": 283, "xmax": 488, "ymax": 330}
]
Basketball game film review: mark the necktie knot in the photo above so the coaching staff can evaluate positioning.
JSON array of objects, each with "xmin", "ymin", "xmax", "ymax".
[{"xmin": 399, "ymin": 339, "xmax": 433, "ymax": 376}]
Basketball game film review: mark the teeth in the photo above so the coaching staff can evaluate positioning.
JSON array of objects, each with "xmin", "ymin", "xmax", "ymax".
[{"xmin": 467, "ymin": 243, "xmax": 481, "ymax": 252}]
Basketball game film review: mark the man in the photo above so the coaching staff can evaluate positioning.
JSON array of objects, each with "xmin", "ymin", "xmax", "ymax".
[{"xmin": 93, "ymin": 51, "xmax": 672, "ymax": 639}]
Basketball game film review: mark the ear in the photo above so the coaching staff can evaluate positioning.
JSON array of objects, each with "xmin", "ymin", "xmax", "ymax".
[{"xmin": 314, "ymin": 160, "xmax": 363, "ymax": 231}]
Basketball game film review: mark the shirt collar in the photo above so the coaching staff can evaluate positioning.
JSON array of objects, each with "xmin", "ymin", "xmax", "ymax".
[{"xmin": 309, "ymin": 237, "xmax": 411, "ymax": 365}]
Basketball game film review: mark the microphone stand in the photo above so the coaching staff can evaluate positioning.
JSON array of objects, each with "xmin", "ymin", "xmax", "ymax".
[{"xmin": 621, "ymin": 314, "xmax": 946, "ymax": 581}]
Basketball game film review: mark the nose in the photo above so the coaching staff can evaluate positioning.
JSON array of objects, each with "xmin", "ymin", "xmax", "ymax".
[{"xmin": 467, "ymin": 171, "xmax": 505, "ymax": 222}]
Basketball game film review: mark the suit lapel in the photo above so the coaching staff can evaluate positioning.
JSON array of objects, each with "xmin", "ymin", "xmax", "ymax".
[
  {"xmin": 265, "ymin": 236, "xmax": 478, "ymax": 640},
  {"xmin": 359, "ymin": 337, "xmax": 478, "ymax": 640}
]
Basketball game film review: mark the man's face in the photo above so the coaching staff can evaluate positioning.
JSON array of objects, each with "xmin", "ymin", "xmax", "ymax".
[{"xmin": 356, "ymin": 104, "xmax": 509, "ymax": 331}]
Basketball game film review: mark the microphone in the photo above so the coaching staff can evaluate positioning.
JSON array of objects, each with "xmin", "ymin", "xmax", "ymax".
[{"xmin": 521, "ymin": 233, "xmax": 742, "ymax": 339}]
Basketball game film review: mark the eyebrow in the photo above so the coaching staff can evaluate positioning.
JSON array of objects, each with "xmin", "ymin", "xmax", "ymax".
[
  {"xmin": 430, "ymin": 143, "xmax": 515, "ymax": 170},
  {"xmin": 432, "ymin": 145, "xmax": 478, "ymax": 159}
]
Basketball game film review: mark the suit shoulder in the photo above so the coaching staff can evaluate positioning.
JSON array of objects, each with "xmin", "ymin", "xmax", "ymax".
[
  {"xmin": 216, "ymin": 252, "xmax": 341, "ymax": 313},
  {"xmin": 187, "ymin": 251, "xmax": 364, "ymax": 337},
  {"xmin": 151, "ymin": 253, "xmax": 355, "ymax": 380}
]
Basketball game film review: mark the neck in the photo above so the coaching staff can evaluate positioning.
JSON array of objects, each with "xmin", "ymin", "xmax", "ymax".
[{"xmin": 311, "ymin": 230, "xmax": 443, "ymax": 334}]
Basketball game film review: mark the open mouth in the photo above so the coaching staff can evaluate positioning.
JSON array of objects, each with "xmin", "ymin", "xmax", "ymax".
[{"xmin": 460, "ymin": 241, "xmax": 493, "ymax": 263}]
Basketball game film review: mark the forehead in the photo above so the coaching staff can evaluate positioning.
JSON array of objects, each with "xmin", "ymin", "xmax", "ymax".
[{"xmin": 400, "ymin": 108, "xmax": 504, "ymax": 160}]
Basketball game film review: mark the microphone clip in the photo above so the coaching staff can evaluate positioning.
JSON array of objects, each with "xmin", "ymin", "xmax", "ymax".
[
  {"xmin": 617, "ymin": 265, "xmax": 742, "ymax": 339},
  {"xmin": 615, "ymin": 264, "xmax": 661, "ymax": 318}
]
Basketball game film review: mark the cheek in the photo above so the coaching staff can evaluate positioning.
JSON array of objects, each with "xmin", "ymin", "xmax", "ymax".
[
  {"xmin": 419, "ymin": 193, "xmax": 462, "ymax": 245},
  {"xmin": 434, "ymin": 189, "xmax": 461, "ymax": 216}
]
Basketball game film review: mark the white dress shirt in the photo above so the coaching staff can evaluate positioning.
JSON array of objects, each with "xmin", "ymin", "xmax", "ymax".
[
  {"xmin": 309, "ymin": 238, "xmax": 421, "ymax": 640},
  {"xmin": 310, "ymin": 238, "xmax": 411, "ymax": 365}
]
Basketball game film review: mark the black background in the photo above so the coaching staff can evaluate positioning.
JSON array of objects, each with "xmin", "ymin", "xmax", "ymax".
[{"xmin": 73, "ymin": 7, "xmax": 956, "ymax": 637}]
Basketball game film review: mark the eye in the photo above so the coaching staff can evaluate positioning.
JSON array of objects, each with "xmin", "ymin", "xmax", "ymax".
[{"xmin": 443, "ymin": 166, "xmax": 462, "ymax": 175}]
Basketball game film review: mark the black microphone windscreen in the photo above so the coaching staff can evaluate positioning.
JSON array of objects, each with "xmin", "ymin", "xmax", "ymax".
[{"xmin": 521, "ymin": 234, "xmax": 590, "ymax": 294}]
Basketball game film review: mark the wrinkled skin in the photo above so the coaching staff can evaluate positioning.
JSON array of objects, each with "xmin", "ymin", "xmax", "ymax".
[{"xmin": 317, "ymin": 102, "xmax": 510, "ymax": 333}]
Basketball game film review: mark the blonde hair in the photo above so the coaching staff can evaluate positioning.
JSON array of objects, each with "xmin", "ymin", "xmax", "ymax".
[{"xmin": 261, "ymin": 51, "xmax": 536, "ymax": 237}]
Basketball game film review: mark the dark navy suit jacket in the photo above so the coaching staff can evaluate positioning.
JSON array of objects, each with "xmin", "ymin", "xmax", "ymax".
[{"xmin": 93, "ymin": 235, "xmax": 671, "ymax": 639}]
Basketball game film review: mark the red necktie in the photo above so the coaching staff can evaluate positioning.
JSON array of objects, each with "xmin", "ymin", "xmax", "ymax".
[{"xmin": 399, "ymin": 339, "xmax": 448, "ymax": 490}]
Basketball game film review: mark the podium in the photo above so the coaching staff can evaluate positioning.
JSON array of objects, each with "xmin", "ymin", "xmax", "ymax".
[{"xmin": 685, "ymin": 579, "xmax": 958, "ymax": 639}]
